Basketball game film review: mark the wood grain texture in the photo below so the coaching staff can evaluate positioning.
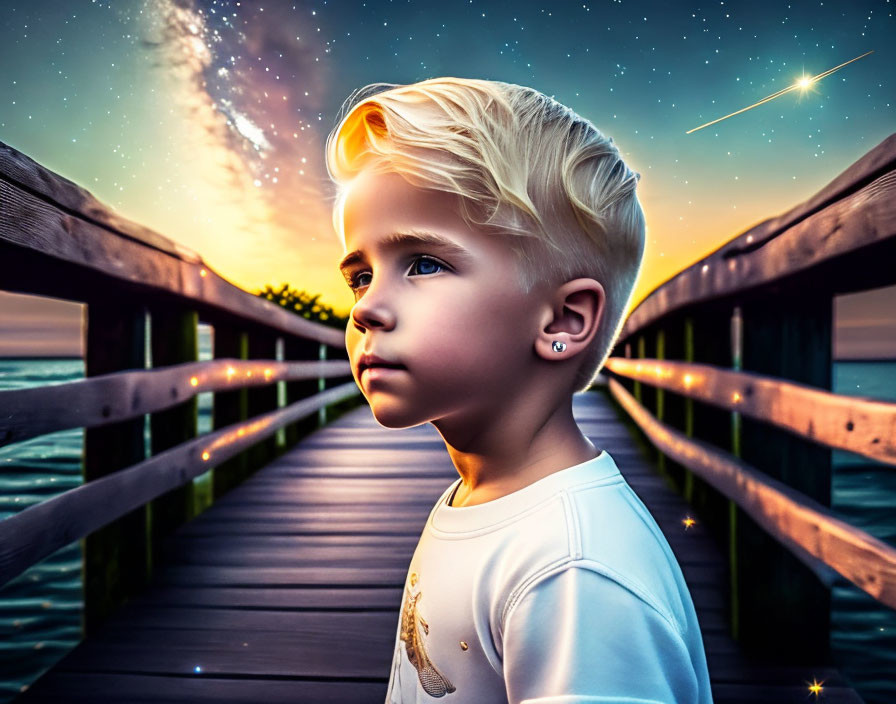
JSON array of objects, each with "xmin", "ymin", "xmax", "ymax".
[
  {"xmin": 17, "ymin": 675, "xmax": 388, "ymax": 704},
  {"xmin": 81, "ymin": 299, "xmax": 151, "ymax": 635},
  {"xmin": 0, "ymin": 382, "xmax": 360, "ymax": 588},
  {"xmin": 15, "ymin": 390, "xmax": 860, "ymax": 703},
  {"xmin": 604, "ymin": 356, "xmax": 896, "ymax": 466},
  {"xmin": 0, "ymin": 175, "xmax": 342, "ymax": 347},
  {"xmin": 609, "ymin": 376, "xmax": 896, "ymax": 611},
  {"xmin": 620, "ymin": 134, "xmax": 896, "ymax": 338},
  {"xmin": 0, "ymin": 140, "xmax": 198, "ymax": 261},
  {"xmin": 0, "ymin": 359, "xmax": 353, "ymax": 447}
]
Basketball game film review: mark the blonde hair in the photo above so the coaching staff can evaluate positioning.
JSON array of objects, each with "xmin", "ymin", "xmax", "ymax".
[{"xmin": 326, "ymin": 77, "xmax": 646, "ymax": 393}]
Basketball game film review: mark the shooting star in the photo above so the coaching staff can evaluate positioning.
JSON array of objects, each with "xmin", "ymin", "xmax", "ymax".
[{"xmin": 687, "ymin": 50, "xmax": 874, "ymax": 134}]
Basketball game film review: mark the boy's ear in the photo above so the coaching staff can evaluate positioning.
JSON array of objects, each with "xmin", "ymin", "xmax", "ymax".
[{"xmin": 535, "ymin": 278, "xmax": 605, "ymax": 361}]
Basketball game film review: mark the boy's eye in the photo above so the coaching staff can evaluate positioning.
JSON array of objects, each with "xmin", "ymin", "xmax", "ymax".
[
  {"xmin": 348, "ymin": 255, "xmax": 447, "ymax": 293},
  {"xmin": 409, "ymin": 256, "xmax": 445, "ymax": 277}
]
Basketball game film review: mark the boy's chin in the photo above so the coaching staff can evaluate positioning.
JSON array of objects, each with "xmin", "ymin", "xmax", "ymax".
[{"xmin": 366, "ymin": 402, "xmax": 430, "ymax": 430}]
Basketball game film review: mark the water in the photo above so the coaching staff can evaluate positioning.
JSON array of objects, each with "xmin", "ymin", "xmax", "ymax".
[
  {"xmin": 0, "ymin": 326, "xmax": 216, "ymax": 703},
  {"xmin": 829, "ymin": 361, "xmax": 896, "ymax": 704},
  {"xmin": 0, "ymin": 356, "xmax": 894, "ymax": 702},
  {"xmin": 0, "ymin": 360, "xmax": 86, "ymax": 703}
]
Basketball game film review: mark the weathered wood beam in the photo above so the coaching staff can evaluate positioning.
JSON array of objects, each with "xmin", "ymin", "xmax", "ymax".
[
  {"xmin": 736, "ymin": 294, "xmax": 832, "ymax": 661},
  {"xmin": 148, "ymin": 307, "xmax": 199, "ymax": 571},
  {"xmin": 0, "ymin": 174, "xmax": 342, "ymax": 347},
  {"xmin": 607, "ymin": 377, "xmax": 896, "ymax": 612},
  {"xmin": 603, "ymin": 356, "xmax": 896, "ymax": 467},
  {"xmin": 0, "ymin": 359, "xmax": 352, "ymax": 447},
  {"xmin": 0, "ymin": 382, "xmax": 361, "ymax": 589},
  {"xmin": 81, "ymin": 298, "xmax": 149, "ymax": 636},
  {"xmin": 212, "ymin": 326, "xmax": 249, "ymax": 500},
  {"xmin": 283, "ymin": 338, "xmax": 325, "ymax": 447},
  {"xmin": 620, "ymin": 136, "xmax": 896, "ymax": 338},
  {"xmin": 246, "ymin": 333, "xmax": 279, "ymax": 475}
]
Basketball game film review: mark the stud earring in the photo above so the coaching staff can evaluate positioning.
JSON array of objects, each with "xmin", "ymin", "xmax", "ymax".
[{"xmin": 552, "ymin": 340, "xmax": 567, "ymax": 353}]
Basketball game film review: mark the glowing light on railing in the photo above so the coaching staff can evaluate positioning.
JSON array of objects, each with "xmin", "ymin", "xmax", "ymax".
[
  {"xmin": 190, "ymin": 376, "xmax": 199, "ymax": 387},
  {"xmin": 701, "ymin": 264, "xmax": 709, "ymax": 274},
  {"xmin": 732, "ymin": 391, "xmax": 742, "ymax": 403},
  {"xmin": 636, "ymin": 363, "xmax": 643, "ymax": 373},
  {"xmin": 683, "ymin": 374, "xmax": 694, "ymax": 388},
  {"xmin": 201, "ymin": 451, "xmax": 210, "ymax": 461},
  {"xmin": 264, "ymin": 368, "xmax": 273, "ymax": 379},
  {"xmin": 728, "ymin": 259, "xmax": 736, "ymax": 271},
  {"xmin": 746, "ymin": 235, "xmax": 753, "ymax": 244},
  {"xmin": 237, "ymin": 428, "xmax": 245, "ymax": 437},
  {"xmin": 682, "ymin": 516, "xmax": 696, "ymax": 530},
  {"xmin": 654, "ymin": 365, "xmax": 663, "ymax": 377},
  {"xmin": 199, "ymin": 269, "xmax": 208, "ymax": 278},
  {"xmin": 247, "ymin": 371, "xmax": 253, "ymax": 378},
  {"xmin": 226, "ymin": 366, "xmax": 236, "ymax": 379}
]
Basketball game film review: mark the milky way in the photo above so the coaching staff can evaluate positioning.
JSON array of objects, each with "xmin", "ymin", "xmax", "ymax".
[
  {"xmin": 144, "ymin": 0, "xmax": 332, "ymax": 236},
  {"xmin": 1, "ymin": 0, "xmax": 892, "ymax": 314}
]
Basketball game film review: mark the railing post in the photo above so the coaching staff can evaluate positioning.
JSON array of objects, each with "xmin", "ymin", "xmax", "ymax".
[
  {"xmin": 683, "ymin": 317, "xmax": 695, "ymax": 503},
  {"xmin": 688, "ymin": 307, "xmax": 734, "ymax": 559},
  {"xmin": 728, "ymin": 306, "xmax": 742, "ymax": 644},
  {"xmin": 212, "ymin": 325, "xmax": 248, "ymax": 500},
  {"xmin": 247, "ymin": 330, "xmax": 279, "ymax": 472},
  {"xmin": 620, "ymin": 341, "xmax": 634, "ymax": 396},
  {"xmin": 320, "ymin": 343, "xmax": 353, "ymax": 424},
  {"xmin": 735, "ymin": 293, "xmax": 833, "ymax": 663},
  {"xmin": 659, "ymin": 313, "xmax": 688, "ymax": 493},
  {"xmin": 147, "ymin": 306, "xmax": 198, "ymax": 572},
  {"xmin": 655, "ymin": 328, "xmax": 666, "ymax": 475},
  {"xmin": 633, "ymin": 335, "xmax": 645, "ymax": 405},
  {"xmin": 82, "ymin": 298, "xmax": 149, "ymax": 636},
  {"xmin": 283, "ymin": 336, "xmax": 323, "ymax": 447}
]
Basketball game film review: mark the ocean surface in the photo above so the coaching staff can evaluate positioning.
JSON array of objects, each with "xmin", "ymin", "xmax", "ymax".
[{"xmin": 0, "ymin": 355, "xmax": 894, "ymax": 702}]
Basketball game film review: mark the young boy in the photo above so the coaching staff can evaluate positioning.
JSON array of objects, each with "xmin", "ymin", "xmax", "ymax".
[{"xmin": 326, "ymin": 77, "xmax": 713, "ymax": 703}]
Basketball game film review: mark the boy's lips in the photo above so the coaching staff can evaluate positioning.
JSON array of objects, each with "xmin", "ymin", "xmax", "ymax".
[
  {"xmin": 361, "ymin": 365, "xmax": 406, "ymax": 382},
  {"xmin": 358, "ymin": 353, "xmax": 406, "ymax": 375}
]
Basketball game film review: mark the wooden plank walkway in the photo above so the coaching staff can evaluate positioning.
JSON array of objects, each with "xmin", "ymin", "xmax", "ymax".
[{"xmin": 17, "ymin": 389, "xmax": 864, "ymax": 703}]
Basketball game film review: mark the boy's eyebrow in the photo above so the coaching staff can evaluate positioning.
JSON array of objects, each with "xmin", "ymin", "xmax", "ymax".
[{"xmin": 338, "ymin": 230, "xmax": 474, "ymax": 273}]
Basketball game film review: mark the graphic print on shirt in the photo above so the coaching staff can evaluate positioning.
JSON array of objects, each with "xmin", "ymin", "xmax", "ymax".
[{"xmin": 400, "ymin": 571, "xmax": 456, "ymax": 697}]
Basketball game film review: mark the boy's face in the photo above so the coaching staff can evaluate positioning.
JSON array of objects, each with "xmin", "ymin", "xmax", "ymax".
[{"xmin": 338, "ymin": 169, "xmax": 547, "ymax": 429}]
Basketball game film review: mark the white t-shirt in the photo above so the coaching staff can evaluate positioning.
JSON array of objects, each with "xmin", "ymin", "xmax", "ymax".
[{"xmin": 385, "ymin": 450, "xmax": 714, "ymax": 704}]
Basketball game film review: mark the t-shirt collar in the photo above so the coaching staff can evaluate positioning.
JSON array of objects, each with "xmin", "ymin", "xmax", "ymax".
[{"xmin": 430, "ymin": 450, "xmax": 620, "ymax": 534}]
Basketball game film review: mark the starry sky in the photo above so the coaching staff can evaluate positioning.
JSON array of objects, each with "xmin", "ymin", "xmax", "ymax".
[{"xmin": 1, "ymin": 0, "xmax": 894, "ymax": 357}]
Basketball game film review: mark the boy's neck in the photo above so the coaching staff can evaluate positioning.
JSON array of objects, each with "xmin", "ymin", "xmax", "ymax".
[{"xmin": 437, "ymin": 398, "xmax": 602, "ymax": 508}]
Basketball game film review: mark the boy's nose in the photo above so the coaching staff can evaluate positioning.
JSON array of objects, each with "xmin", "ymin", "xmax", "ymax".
[{"xmin": 350, "ymin": 296, "xmax": 396, "ymax": 332}]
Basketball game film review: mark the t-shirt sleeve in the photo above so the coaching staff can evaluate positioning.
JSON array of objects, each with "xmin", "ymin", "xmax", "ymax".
[{"xmin": 502, "ymin": 566, "xmax": 701, "ymax": 704}]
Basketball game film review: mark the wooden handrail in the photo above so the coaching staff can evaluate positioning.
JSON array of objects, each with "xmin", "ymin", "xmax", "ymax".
[
  {"xmin": 600, "ymin": 136, "xmax": 896, "ymax": 656},
  {"xmin": 604, "ymin": 357, "xmax": 896, "ymax": 467},
  {"xmin": 608, "ymin": 377, "xmax": 896, "ymax": 610},
  {"xmin": 0, "ymin": 358, "xmax": 353, "ymax": 447},
  {"xmin": 0, "ymin": 381, "xmax": 360, "ymax": 589},
  {"xmin": 620, "ymin": 134, "xmax": 896, "ymax": 338},
  {"xmin": 0, "ymin": 140, "xmax": 343, "ymax": 347},
  {"xmin": 0, "ymin": 141, "xmax": 199, "ymax": 262},
  {"xmin": 0, "ymin": 141, "xmax": 362, "ymax": 631}
]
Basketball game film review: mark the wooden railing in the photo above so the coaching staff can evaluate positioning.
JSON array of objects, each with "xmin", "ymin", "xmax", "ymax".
[
  {"xmin": 0, "ymin": 140, "xmax": 361, "ymax": 635},
  {"xmin": 601, "ymin": 132, "xmax": 896, "ymax": 663}
]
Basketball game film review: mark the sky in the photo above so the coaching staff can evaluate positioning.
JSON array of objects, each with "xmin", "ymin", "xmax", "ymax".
[{"xmin": 0, "ymin": 0, "xmax": 894, "ymax": 358}]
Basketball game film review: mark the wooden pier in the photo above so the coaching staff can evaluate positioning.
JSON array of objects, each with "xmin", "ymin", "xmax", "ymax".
[
  {"xmin": 2, "ymin": 133, "xmax": 895, "ymax": 702},
  {"xmin": 11, "ymin": 390, "xmax": 863, "ymax": 702}
]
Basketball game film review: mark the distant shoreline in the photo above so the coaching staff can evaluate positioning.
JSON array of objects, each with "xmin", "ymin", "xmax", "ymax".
[
  {"xmin": 835, "ymin": 357, "xmax": 896, "ymax": 363},
  {"xmin": 0, "ymin": 356, "xmax": 84, "ymax": 361}
]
